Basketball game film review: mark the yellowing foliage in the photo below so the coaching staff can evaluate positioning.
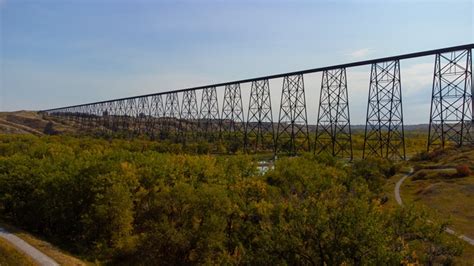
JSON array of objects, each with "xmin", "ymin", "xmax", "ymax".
[{"xmin": 0, "ymin": 134, "xmax": 463, "ymax": 264}]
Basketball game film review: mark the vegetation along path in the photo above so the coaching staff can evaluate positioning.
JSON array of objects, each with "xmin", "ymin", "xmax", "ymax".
[
  {"xmin": 394, "ymin": 168, "xmax": 474, "ymax": 246},
  {"xmin": 0, "ymin": 226, "xmax": 58, "ymax": 266}
]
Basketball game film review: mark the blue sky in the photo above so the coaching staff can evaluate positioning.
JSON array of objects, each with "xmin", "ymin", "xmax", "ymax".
[{"xmin": 1, "ymin": 0, "xmax": 473, "ymax": 124}]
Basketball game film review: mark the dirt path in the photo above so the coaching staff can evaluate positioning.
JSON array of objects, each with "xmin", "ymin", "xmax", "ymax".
[
  {"xmin": 394, "ymin": 169, "xmax": 474, "ymax": 246},
  {"xmin": 0, "ymin": 226, "xmax": 58, "ymax": 266},
  {"xmin": 394, "ymin": 168, "xmax": 413, "ymax": 205}
]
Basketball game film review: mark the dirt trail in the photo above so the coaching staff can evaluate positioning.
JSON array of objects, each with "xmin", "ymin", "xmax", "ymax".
[{"xmin": 0, "ymin": 226, "xmax": 58, "ymax": 266}]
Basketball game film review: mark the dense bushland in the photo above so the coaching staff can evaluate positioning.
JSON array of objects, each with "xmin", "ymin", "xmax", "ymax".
[{"xmin": 0, "ymin": 135, "xmax": 463, "ymax": 264}]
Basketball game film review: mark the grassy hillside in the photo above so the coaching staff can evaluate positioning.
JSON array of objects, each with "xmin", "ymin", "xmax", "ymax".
[
  {"xmin": 0, "ymin": 111, "xmax": 76, "ymax": 135},
  {"xmin": 400, "ymin": 146, "xmax": 474, "ymax": 264},
  {"xmin": 403, "ymin": 146, "xmax": 474, "ymax": 238}
]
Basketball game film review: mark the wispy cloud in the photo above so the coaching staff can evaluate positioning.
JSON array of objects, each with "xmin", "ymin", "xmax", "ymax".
[{"xmin": 349, "ymin": 48, "xmax": 372, "ymax": 59}]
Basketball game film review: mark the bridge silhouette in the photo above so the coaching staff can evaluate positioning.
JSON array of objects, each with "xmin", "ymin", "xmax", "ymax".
[{"xmin": 41, "ymin": 44, "xmax": 474, "ymax": 159}]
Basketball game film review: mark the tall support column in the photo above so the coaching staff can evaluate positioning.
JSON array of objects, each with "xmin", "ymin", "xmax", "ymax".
[
  {"xmin": 135, "ymin": 97, "xmax": 149, "ymax": 135},
  {"xmin": 199, "ymin": 87, "xmax": 220, "ymax": 140},
  {"xmin": 125, "ymin": 98, "xmax": 137, "ymax": 136},
  {"xmin": 63, "ymin": 109, "xmax": 70, "ymax": 125},
  {"xmin": 94, "ymin": 104, "xmax": 101, "ymax": 132},
  {"xmin": 76, "ymin": 106, "xmax": 84, "ymax": 129},
  {"xmin": 88, "ymin": 105, "xmax": 96, "ymax": 130},
  {"xmin": 363, "ymin": 60, "xmax": 405, "ymax": 160},
  {"xmin": 85, "ymin": 104, "xmax": 95, "ymax": 130},
  {"xmin": 89, "ymin": 104, "xmax": 97, "ymax": 130},
  {"xmin": 97, "ymin": 102, "xmax": 107, "ymax": 133},
  {"xmin": 104, "ymin": 101, "xmax": 114, "ymax": 133},
  {"xmin": 245, "ymin": 79, "xmax": 274, "ymax": 152},
  {"xmin": 315, "ymin": 68, "xmax": 353, "ymax": 159},
  {"xmin": 180, "ymin": 90, "xmax": 199, "ymax": 141},
  {"xmin": 221, "ymin": 84, "xmax": 244, "ymax": 136},
  {"xmin": 110, "ymin": 101, "xmax": 120, "ymax": 132},
  {"xmin": 148, "ymin": 94, "xmax": 164, "ymax": 138},
  {"xmin": 428, "ymin": 49, "xmax": 473, "ymax": 151},
  {"xmin": 77, "ymin": 106, "xmax": 84, "ymax": 129},
  {"xmin": 163, "ymin": 92, "xmax": 180, "ymax": 139},
  {"xmin": 71, "ymin": 107, "xmax": 81, "ymax": 127},
  {"xmin": 116, "ymin": 100, "xmax": 127, "ymax": 133},
  {"xmin": 68, "ymin": 108, "xmax": 76, "ymax": 127},
  {"xmin": 276, "ymin": 74, "xmax": 310, "ymax": 155},
  {"xmin": 79, "ymin": 105, "xmax": 90, "ymax": 130},
  {"xmin": 90, "ymin": 104, "xmax": 99, "ymax": 131}
]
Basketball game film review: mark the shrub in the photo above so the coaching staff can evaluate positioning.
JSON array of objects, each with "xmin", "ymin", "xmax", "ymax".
[
  {"xmin": 412, "ymin": 170, "xmax": 428, "ymax": 181},
  {"xmin": 456, "ymin": 164, "xmax": 472, "ymax": 177},
  {"xmin": 0, "ymin": 134, "xmax": 465, "ymax": 264},
  {"xmin": 43, "ymin": 122, "xmax": 57, "ymax": 135}
]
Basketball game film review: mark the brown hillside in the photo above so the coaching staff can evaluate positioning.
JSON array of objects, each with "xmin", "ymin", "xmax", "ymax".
[{"xmin": 0, "ymin": 111, "xmax": 75, "ymax": 135}]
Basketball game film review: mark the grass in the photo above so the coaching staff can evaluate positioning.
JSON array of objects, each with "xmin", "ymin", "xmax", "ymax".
[
  {"xmin": 0, "ymin": 221, "xmax": 90, "ymax": 266},
  {"xmin": 398, "ymin": 145, "xmax": 474, "ymax": 264},
  {"xmin": 401, "ymin": 175, "xmax": 474, "ymax": 239},
  {"xmin": 456, "ymin": 238, "xmax": 474, "ymax": 265},
  {"xmin": 0, "ymin": 236, "xmax": 37, "ymax": 266},
  {"xmin": 387, "ymin": 174, "xmax": 474, "ymax": 264},
  {"xmin": 404, "ymin": 145, "xmax": 474, "ymax": 238}
]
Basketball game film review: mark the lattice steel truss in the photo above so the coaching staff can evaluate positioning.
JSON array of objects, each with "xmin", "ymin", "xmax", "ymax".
[
  {"xmin": 199, "ymin": 87, "xmax": 220, "ymax": 140},
  {"xmin": 40, "ymin": 44, "xmax": 473, "ymax": 158},
  {"xmin": 221, "ymin": 83, "xmax": 245, "ymax": 135},
  {"xmin": 115, "ymin": 100, "xmax": 126, "ymax": 132},
  {"xmin": 315, "ymin": 68, "xmax": 353, "ymax": 159},
  {"xmin": 97, "ymin": 102, "xmax": 107, "ymax": 133},
  {"xmin": 134, "ymin": 97, "xmax": 149, "ymax": 135},
  {"xmin": 245, "ymin": 79, "xmax": 275, "ymax": 152},
  {"xmin": 276, "ymin": 74, "xmax": 310, "ymax": 155},
  {"xmin": 180, "ymin": 90, "xmax": 199, "ymax": 141},
  {"xmin": 124, "ymin": 98, "xmax": 137, "ymax": 136},
  {"xmin": 107, "ymin": 101, "xmax": 118, "ymax": 131},
  {"xmin": 163, "ymin": 92, "xmax": 180, "ymax": 139},
  {"xmin": 147, "ymin": 94, "xmax": 165, "ymax": 138},
  {"xmin": 363, "ymin": 60, "xmax": 406, "ymax": 160},
  {"xmin": 428, "ymin": 49, "xmax": 473, "ymax": 151}
]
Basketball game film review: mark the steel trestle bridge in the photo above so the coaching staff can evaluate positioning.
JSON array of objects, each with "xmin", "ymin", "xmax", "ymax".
[{"xmin": 41, "ymin": 44, "xmax": 474, "ymax": 159}]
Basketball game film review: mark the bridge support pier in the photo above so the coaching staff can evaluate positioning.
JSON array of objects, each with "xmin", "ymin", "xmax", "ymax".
[
  {"xmin": 315, "ymin": 68, "xmax": 353, "ymax": 159},
  {"xmin": 125, "ymin": 98, "xmax": 138, "ymax": 137},
  {"xmin": 80, "ymin": 105, "xmax": 92, "ymax": 131},
  {"xmin": 164, "ymin": 92, "xmax": 180, "ymax": 140},
  {"xmin": 115, "ymin": 100, "xmax": 127, "ymax": 133},
  {"xmin": 276, "ymin": 74, "xmax": 310, "ymax": 155},
  {"xmin": 134, "ymin": 97, "xmax": 149, "ymax": 136},
  {"xmin": 363, "ymin": 60, "xmax": 406, "ymax": 160},
  {"xmin": 106, "ymin": 102, "xmax": 116, "ymax": 132},
  {"xmin": 245, "ymin": 79, "xmax": 275, "ymax": 152},
  {"xmin": 428, "ymin": 49, "xmax": 473, "ymax": 151},
  {"xmin": 180, "ymin": 90, "xmax": 199, "ymax": 142},
  {"xmin": 221, "ymin": 84, "xmax": 245, "ymax": 145},
  {"xmin": 147, "ymin": 95, "xmax": 164, "ymax": 139},
  {"xmin": 97, "ymin": 102, "xmax": 107, "ymax": 134},
  {"xmin": 199, "ymin": 87, "xmax": 220, "ymax": 141}
]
